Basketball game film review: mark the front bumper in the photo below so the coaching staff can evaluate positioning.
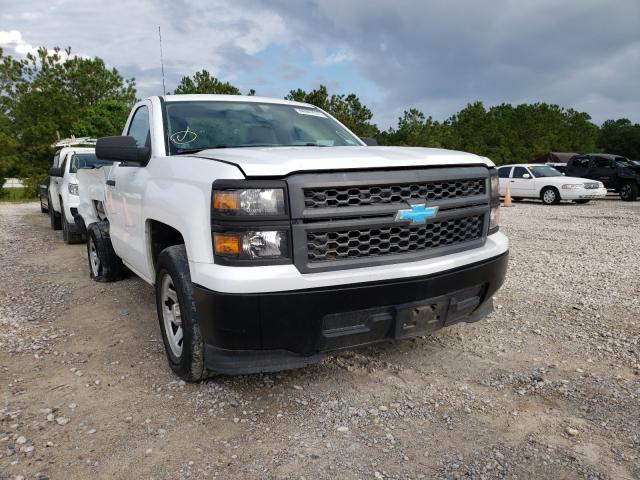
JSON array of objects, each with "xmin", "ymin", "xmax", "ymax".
[
  {"xmin": 560, "ymin": 187, "xmax": 607, "ymax": 200},
  {"xmin": 194, "ymin": 251, "xmax": 509, "ymax": 375}
]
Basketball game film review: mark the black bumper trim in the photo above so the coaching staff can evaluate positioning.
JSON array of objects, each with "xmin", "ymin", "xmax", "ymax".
[{"xmin": 194, "ymin": 251, "xmax": 508, "ymax": 374}]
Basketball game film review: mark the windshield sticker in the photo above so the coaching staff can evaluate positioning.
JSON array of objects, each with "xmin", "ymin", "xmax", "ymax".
[
  {"xmin": 170, "ymin": 127, "xmax": 198, "ymax": 145},
  {"xmin": 294, "ymin": 108, "xmax": 326, "ymax": 118}
]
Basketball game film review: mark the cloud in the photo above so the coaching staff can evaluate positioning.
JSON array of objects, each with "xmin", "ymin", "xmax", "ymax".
[
  {"xmin": 1, "ymin": 0, "xmax": 638, "ymax": 126},
  {"xmin": 0, "ymin": 29, "xmax": 37, "ymax": 55}
]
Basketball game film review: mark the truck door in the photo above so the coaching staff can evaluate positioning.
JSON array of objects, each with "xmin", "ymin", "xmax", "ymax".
[
  {"xmin": 51, "ymin": 152, "xmax": 70, "ymax": 213},
  {"xmin": 108, "ymin": 102, "xmax": 153, "ymax": 279},
  {"xmin": 497, "ymin": 166, "xmax": 512, "ymax": 195},
  {"xmin": 567, "ymin": 156, "xmax": 591, "ymax": 180},
  {"xmin": 591, "ymin": 156, "xmax": 615, "ymax": 188},
  {"xmin": 509, "ymin": 166, "xmax": 536, "ymax": 197}
]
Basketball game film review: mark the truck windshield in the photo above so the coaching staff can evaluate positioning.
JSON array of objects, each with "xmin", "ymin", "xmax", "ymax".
[
  {"xmin": 529, "ymin": 166, "xmax": 562, "ymax": 178},
  {"xmin": 69, "ymin": 153, "xmax": 112, "ymax": 173},
  {"xmin": 163, "ymin": 101, "xmax": 362, "ymax": 154}
]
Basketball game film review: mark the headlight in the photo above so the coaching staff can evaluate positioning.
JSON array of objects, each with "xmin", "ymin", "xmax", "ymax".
[
  {"xmin": 561, "ymin": 184, "xmax": 582, "ymax": 190},
  {"xmin": 214, "ymin": 231, "xmax": 289, "ymax": 260},
  {"xmin": 213, "ymin": 188, "xmax": 285, "ymax": 216},
  {"xmin": 489, "ymin": 204, "xmax": 500, "ymax": 234},
  {"xmin": 68, "ymin": 183, "xmax": 79, "ymax": 196},
  {"xmin": 490, "ymin": 171, "xmax": 500, "ymax": 200},
  {"xmin": 488, "ymin": 169, "xmax": 500, "ymax": 234}
]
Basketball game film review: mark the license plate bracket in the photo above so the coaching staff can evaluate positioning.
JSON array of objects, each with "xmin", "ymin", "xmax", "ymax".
[{"xmin": 394, "ymin": 296, "xmax": 448, "ymax": 339}]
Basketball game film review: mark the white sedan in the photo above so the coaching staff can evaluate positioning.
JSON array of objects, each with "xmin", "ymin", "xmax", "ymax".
[{"xmin": 497, "ymin": 164, "xmax": 607, "ymax": 205}]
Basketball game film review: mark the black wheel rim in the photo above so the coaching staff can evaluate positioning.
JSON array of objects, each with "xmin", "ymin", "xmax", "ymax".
[{"xmin": 621, "ymin": 185, "xmax": 630, "ymax": 199}]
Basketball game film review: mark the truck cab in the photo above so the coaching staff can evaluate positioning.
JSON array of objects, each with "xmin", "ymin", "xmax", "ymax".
[
  {"xmin": 77, "ymin": 94, "xmax": 509, "ymax": 380},
  {"xmin": 46, "ymin": 138, "xmax": 110, "ymax": 243},
  {"xmin": 565, "ymin": 154, "xmax": 640, "ymax": 201}
]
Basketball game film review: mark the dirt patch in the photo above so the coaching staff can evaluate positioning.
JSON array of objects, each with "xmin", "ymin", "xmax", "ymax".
[{"xmin": 0, "ymin": 199, "xmax": 638, "ymax": 479}]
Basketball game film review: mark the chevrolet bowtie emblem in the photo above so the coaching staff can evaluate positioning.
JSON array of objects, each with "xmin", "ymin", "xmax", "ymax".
[{"xmin": 395, "ymin": 204, "xmax": 439, "ymax": 224}]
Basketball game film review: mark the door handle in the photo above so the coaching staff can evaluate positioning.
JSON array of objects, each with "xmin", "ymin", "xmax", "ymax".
[
  {"xmin": 510, "ymin": 180, "xmax": 515, "ymax": 182},
  {"xmin": 106, "ymin": 180, "xmax": 116, "ymax": 187}
]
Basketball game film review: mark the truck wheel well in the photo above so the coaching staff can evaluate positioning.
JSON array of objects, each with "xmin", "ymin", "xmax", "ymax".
[{"xmin": 149, "ymin": 220, "xmax": 185, "ymax": 267}]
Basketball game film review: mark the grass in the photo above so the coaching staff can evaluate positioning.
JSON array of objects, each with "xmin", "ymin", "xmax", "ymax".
[{"xmin": 0, "ymin": 188, "xmax": 38, "ymax": 202}]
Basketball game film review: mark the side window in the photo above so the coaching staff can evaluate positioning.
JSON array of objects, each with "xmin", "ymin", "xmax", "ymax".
[
  {"xmin": 594, "ymin": 157, "xmax": 612, "ymax": 168},
  {"xmin": 53, "ymin": 153, "xmax": 60, "ymax": 168},
  {"xmin": 127, "ymin": 106, "xmax": 150, "ymax": 148},
  {"xmin": 60, "ymin": 154, "xmax": 70, "ymax": 174},
  {"xmin": 512, "ymin": 166, "xmax": 529, "ymax": 178},
  {"xmin": 571, "ymin": 157, "xmax": 589, "ymax": 169},
  {"xmin": 498, "ymin": 167, "xmax": 511, "ymax": 178}
]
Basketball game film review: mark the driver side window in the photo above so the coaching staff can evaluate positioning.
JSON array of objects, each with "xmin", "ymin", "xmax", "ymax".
[
  {"xmin": 512, "ymin": 166, "xmax": 529, "ymax": 178},
  {"xmin": 128, "ymin": 106, "xmax": 150, "ymax": 148}
]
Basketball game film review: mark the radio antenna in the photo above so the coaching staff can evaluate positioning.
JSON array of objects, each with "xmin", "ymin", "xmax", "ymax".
[{"xmin": 158, "ymin": 26, "xmax": 167, "ymax": 96}]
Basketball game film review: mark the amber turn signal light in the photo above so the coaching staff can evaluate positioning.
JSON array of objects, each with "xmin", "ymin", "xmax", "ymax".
[
  {"xmin": 213, "ymin": 191, "xmax": 241, "ymax": 211},
  {"xmin": 213, "ymin": 233, "xmax": 242, "ymax": 256}
]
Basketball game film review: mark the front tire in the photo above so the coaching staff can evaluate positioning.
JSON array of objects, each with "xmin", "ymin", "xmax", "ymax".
[
  {"xmin": 61, "ymin": 202, "xmax": 83, "ymax": 244},
  {"xmin": 620, "ymin": 182, "xmax": 638, "ymax": 201},
  {"xmin": 541, "ymin": 187, "xmax": 560, "ymax": 205},
  {"xmin": 49, "ymin": 197, "xmax": 62, "ymax": 231},
  {"xmin": 86, "ymin": 221, "xmax": 125, "ymax": 282},
  {"xmin": 155, "ymin": 245, "xmax": 206, "ymax": 382}
]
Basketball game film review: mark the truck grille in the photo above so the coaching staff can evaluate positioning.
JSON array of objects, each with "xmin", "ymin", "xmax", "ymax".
[
  {"xmin": 304, "ymin": 178, "xmax": 485, "ymax": 208},
  {"xmin": 287, "ymin": 167, "xmax": 491, "ymax": 273},
  {"xmin": 307, "ymin": 215, "xmax": 484, "ymax": 262}
]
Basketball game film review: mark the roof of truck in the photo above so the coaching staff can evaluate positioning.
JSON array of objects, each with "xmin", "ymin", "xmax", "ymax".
[{"xmin": 160, "ymin": 94, "xmax": 313, "ymax": 108}]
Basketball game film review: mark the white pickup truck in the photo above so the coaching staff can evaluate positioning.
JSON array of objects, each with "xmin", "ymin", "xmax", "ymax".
[
  {"xmin": 46, "ymin": 139, "xmax": 110, "ymax": 243},
  {"xmin": 77, "ymin": 94, "xmax": 509, "ymax": 381}
]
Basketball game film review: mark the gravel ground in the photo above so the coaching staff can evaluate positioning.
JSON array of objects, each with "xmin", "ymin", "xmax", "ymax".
[{"xmin": 0, "ymin": 198, "xmax": 638, "ymax": 480}]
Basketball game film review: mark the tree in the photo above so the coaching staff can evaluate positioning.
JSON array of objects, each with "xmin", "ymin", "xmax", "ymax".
[
  {"xmin": 378, "ymin": 108, "xmax": 443, "ymax": 147},
  {"xmin": 173, "ymin": 70, "xmax": 243, "ymax": 95},
  {"xmin": 285, "ymin": 85, "xmax": 378, "ymax": 137},
  {"xmin": 598, "ymin": 119, "xmax": 640, "ymax": 159},
  {"xmin": 0, "ymin": 47, "xmax": 136, "ymax": 179}
]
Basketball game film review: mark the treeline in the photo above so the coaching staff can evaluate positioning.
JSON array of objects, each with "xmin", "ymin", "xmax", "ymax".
[{"xmin": 1, "ymin": 47, "xmax": 639, "ymax": 194}]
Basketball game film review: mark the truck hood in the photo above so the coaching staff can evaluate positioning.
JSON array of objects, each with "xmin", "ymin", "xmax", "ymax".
[{"xmin": 191, "ymin": 146, "xmax": 493, "ymax": 177}]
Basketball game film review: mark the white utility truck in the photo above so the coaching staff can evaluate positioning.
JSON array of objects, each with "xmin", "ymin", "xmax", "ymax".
[
  {"xmin": 46, "ymin": 138, "xmax": 110, "ymax": 243},
  {"xmin": 77, "ymin": 94, "xmax": 509, "ymax": 381}
]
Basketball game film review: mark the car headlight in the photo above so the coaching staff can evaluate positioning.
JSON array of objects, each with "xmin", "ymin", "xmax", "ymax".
[
  {"xmin": 68, "ymin": 183, "xmax": 79, "ymax": 196},
  {"xmin": 214, "ymin": 231, "xmax": 290, "ymax": 260},
  {"xmin": 561, "ymin": 184, "xmax": 582, "ymax": 190},
  {"xmin": 213, "ymin": 188, "xmax": 285, "ymax": 216}
]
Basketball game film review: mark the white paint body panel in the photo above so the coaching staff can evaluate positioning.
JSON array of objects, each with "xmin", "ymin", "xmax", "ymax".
[
  {"xmin": 498, "ymin": 164, "xmax": 607, "ymax": 200},
  {"xmin": 49, "ymin": 147, "xmax": 95, "ymax": 223},
  {"xmin": 79, "ymin": 95, "xmax": 507, "ymax": 292}
]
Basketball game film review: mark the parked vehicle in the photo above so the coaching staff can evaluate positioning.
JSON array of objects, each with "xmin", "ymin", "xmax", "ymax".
[
  {"xmin": 545, "ymin": 162, "xmax": 567, "ymax": 174},
  {"xmin": 497, "ymin": 164, "xmax": 606, "ymax": 205},
  {"xmin": 47, "ymin": 139, "xmax": 110, "ymax": 243},
  {"xmin": 77, "ymin": 94, "xmax": 509, "ymax": 380},
  {"xmin": 564, "ymin": 153, "xmax": 640, "ymax": 201},
  {"xmin": 39, "ymin": 185, "xmax": 49, "ymax": 213}
]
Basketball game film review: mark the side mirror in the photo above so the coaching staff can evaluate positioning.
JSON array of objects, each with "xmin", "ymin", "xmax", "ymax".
[
  {"xmin": 49, "ymin": 167, "xmax": 63, "ymax": 177},
  {"xmin": 360, "ymin": 137, "xmax": 378, "ymax": 146},
  {"xmin": 96, "ymin": 136, "xmax": 151, "ymax": 165},
  {"xmin": 522, "ymin": 173, "xmax": 531, "ymax": 179}
]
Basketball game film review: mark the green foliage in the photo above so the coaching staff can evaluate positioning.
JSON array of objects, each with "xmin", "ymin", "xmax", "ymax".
[
  {"xmin": 379, "ymin": 102, "xmax": 600, "ymax": 165},
  {"xmin": 598, "ymin": 119, "xmax": 640, "ymax": 159},
  {"xmin": 173, "ymin": 70, "xmax": 244, "ymax": 95},
  {"xmin": 285, "ymin": 85, "xmax": 378, "ymax": 137},
  {"xmin": 0, "ymin": 47, "xmax": 136, "ymax": 180},
  {"xmin": 72, "ymin": 99, "xmax": 132, "ymax": 137},
  {"xmin": 20, "ymin": 172, "xmax": 48, "ymax": 198}
]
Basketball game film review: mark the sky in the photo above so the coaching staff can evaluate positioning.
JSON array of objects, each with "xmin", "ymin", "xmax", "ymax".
[{"xmin": 1, "ymin": 0, "xmax": 638, "ymax": 129}]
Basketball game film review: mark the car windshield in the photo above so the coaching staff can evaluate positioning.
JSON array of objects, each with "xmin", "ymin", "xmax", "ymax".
[
  {"xmin": 529, "ymin": 166, "xmax": 562, "ymax": 178},
  {"xmin": 615, "ymin": 158, "xmax": 632, "ymax": 167},
  {"xmin": 163, "ymin": 101, "xmax": 362, "ymax": 154},
  {"xmin": 69, "ymin": 153, "xmax": 112, "ymax": 173}
]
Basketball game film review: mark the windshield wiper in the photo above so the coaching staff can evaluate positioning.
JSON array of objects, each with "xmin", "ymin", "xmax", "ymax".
[{"xmin": 174, "ymin": 145, "xmax": 230, "ymax": 155}]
